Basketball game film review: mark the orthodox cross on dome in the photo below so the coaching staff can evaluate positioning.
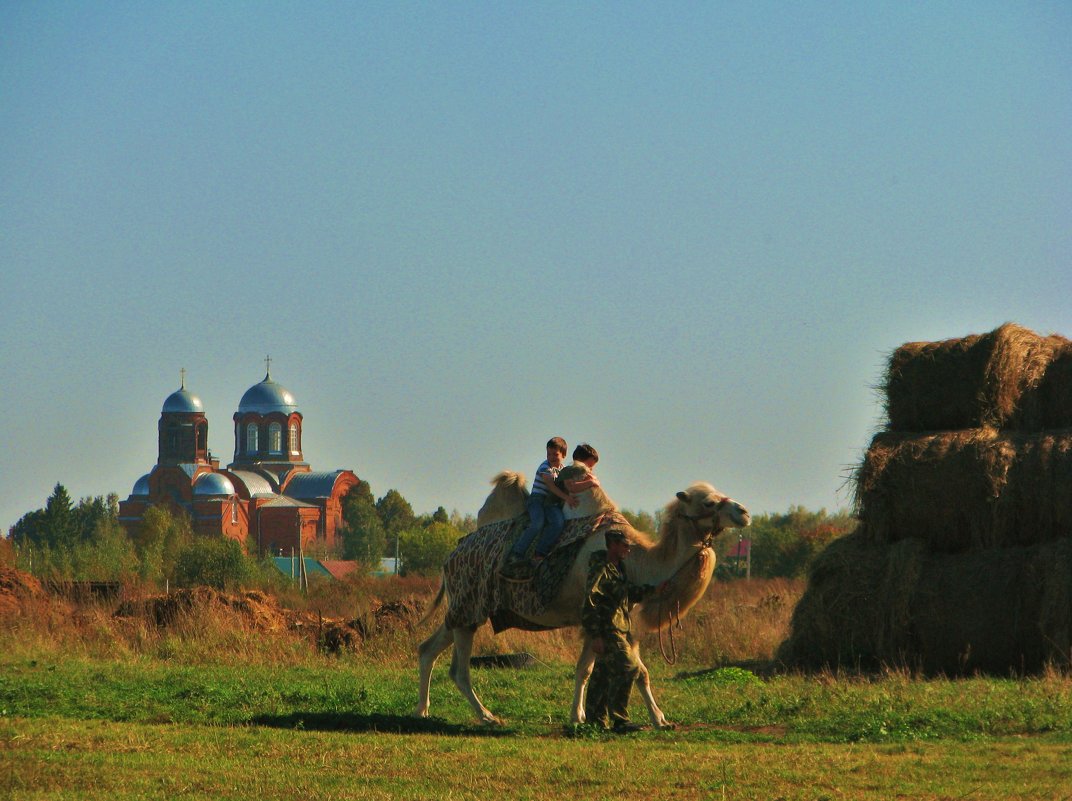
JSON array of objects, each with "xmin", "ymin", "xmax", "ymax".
[
  {"xmin": 264, "ymin": 354, "xmax": 272, "ymax": 379},
  {"xmin": 180, "ymin": 367, "xmax": 186, "ymax": 389}
]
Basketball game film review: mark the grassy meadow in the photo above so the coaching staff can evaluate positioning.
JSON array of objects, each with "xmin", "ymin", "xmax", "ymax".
[{"xmin": 2, "ymin": 573, "xmax": 1071, "ymax": 800}]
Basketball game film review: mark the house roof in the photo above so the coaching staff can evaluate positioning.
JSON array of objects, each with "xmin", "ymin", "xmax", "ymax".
[{"xmin": 319, "ymin": 560, "xmax": 362, "ymax": 580}]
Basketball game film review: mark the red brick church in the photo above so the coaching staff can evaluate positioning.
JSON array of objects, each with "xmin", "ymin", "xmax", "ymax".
[{"xmin": 119, "ymin": 364, "xmax": 358, "ymax": 555}]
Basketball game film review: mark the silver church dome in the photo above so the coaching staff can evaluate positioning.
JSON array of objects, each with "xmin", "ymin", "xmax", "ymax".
[
  {"xmin": 238, "ymin": 372, "xmax": 298, "ymax": 415},
  {"xmin": 193, "ymin": 473, "xmax": 236, "ymax": 497},
  {"xmin": 162, "ymin": 386, "xmax": 204, "ymax": 413}
]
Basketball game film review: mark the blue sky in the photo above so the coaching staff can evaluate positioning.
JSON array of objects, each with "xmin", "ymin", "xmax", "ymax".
[{"xmin": 2, "ymin": 2, "xmax": 1069, "ymax": 531}]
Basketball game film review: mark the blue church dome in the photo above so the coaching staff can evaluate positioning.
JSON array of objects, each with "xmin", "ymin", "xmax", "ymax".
[
  {"xmin": 193, "ymin": 473, "xmax": 236, "ymax": 497},
  {"xmin": 162, "ymin": 386, "xmax": 204, "ymax": 413},
  {"xmin": 131, "ymin": 474, "xmax": 151, "ymax": 496},
  {"xmin": 238, "ymin": 372, "xmax": 298, "ymax": 415}
]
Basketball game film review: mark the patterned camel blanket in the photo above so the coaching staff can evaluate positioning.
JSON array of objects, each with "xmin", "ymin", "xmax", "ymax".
[{"xmin": 443, "ymin": 511, "xmax": 626, "ymax": 633}]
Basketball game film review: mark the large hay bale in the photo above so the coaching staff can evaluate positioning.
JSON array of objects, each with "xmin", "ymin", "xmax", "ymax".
[
  {"xmin": 884, "ymin": 323, "xmax": 1066, "ymax": 432},
  {"xmin": 856, "ymin": 430, "xmax": 1072, "ymax": 551},
  {"xmin": 910, "ymin": 540, "xmax": 1072, "ymax": 674},
  {"xmin": 855, "ymin": 430, "xmax": 1014, "ymax": 551},
  {"xmin": 780, "ymin": 531, "xmax": 1072, "ymax": 677},
  {"xmin": 991, "ymin": 432, "xmax": 1072, "ymax": 547},
  {"xmin": 778, "ymin": 533, "xmax": 1072, "ymax": 675},
  {"xmin": 776, "ymin": 531, "xmax": 920, "ymax": 670},
  {"xmin": 1023, "ymin": 342, "xmax": 1072, "ymax": 429}
]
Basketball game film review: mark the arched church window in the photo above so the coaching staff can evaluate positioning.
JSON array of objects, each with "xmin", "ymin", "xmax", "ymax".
[
  {"xmin": 167, "ymin": 424, "xmax": 181, "ymax": 454},
  {"xmin": 246, "ymin": 423, "xmax": 258, "ymax": 454},
  {"xmin": 196, "ymin": 423, "xmax": 207, "ymax": 452},
  {"xmin": 289, "ymin": 422, "xmax": 300, "ymax": 454},
  {"xmin": 268, "ymin": 422, "xmax": 282, "ymax": 454}
]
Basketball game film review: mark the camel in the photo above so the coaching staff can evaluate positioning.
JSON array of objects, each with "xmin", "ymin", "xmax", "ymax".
[{"xmin": 415, "ymin": 476, "xmax": 751, "ymax": 727}]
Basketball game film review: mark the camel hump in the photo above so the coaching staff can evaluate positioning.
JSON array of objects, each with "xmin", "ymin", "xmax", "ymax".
[
  {"xmin": 490, "ymin": 470, "xmax": 527, "ymax": 490},
  {"xmin": 477, "ymin": 471, "xmax": 530, "ymax": 528}
]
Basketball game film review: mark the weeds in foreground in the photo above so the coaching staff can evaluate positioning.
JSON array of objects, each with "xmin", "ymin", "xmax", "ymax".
[{"xmin": 0, "ymin": 574, "xmax": 803, "ymax": 669}]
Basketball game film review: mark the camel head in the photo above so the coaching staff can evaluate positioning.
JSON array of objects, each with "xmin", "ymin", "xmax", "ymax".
[{"xmin": 672, "ymin": 482, "xmax": 751, "ymax": 537}]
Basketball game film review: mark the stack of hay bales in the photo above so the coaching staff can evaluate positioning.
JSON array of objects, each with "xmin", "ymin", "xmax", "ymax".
[{"xmin": 778, "ymin": 323, "xmax": 1072, "ymax": 674}]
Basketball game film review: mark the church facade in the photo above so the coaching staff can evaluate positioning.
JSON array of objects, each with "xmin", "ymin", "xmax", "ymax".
[{"xmin": 119, "ymin": 368, "xmax": 359, "ymax": 555}]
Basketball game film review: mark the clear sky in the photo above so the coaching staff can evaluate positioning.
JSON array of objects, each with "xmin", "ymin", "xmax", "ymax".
[{"xmin": 2, "ymin": 2, "xmax": 1070, "ymax": 532}]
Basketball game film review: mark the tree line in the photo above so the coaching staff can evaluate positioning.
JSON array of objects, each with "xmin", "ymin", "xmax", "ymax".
[
  {"xmin": 339, "ymin": 480, "xmax": 476, "ymax": 575},
  {"xmin": 4, "ymin": 482, "xmax": 855, "ymax": 585}
]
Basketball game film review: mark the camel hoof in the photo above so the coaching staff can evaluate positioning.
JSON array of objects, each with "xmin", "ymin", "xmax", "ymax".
[
  {"xmin": 480, "ymin": 715, "xmax": 504, "ymax": 727},
  {"xmin": 655, "ymin": 721, "xmax": 676, "ymax": 731}
]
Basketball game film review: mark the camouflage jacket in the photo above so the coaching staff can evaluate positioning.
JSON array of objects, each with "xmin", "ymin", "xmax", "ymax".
[{"xmin": 580, "ymin": 550, "xmax": 655, "ymax": 640}]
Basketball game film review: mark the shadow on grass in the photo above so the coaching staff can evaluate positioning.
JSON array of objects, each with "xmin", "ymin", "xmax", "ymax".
[{"xmin": 250, "ymin": 711, "xmax": 514, "ymax": 737}]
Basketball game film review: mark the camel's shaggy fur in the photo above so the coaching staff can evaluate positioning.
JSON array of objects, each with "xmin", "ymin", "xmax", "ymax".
[
  {"xmin": 475, "ymin": 471, "xmax": 529, "ymax": 528},
  {"xmin": 414, "ymin": 480, "xmax": 751, "ymax": 727}
]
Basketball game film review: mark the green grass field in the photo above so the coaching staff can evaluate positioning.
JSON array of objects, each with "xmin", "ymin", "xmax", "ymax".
[
  {"xmin": 2, "ymin": 574, "xmax": 1071, "ymax": 799},
  {"xmin": 3, "ymin": 655, "xmax": 1071, "ymax": 800}
]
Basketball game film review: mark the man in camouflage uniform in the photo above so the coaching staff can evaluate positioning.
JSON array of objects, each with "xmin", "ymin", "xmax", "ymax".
[{"xmin": 580, "ymin": 528, "xmax": 658, "ymax": 733}]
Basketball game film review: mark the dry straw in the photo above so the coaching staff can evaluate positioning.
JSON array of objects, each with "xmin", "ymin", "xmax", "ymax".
[
  {"xmin": 778, "ymin": 531, "xmax": 1072, "ymax": 674},
  {"xmin": 854, "ymin": 429, "xmax": 1072, "ymax": 551},
  {"xmin": 884, "ymin": 322, "xmax": 1070, "ymax": 432},
  {"xmin": 784, "ymin": 323, "xmax": 1072, "ymax": 674}
]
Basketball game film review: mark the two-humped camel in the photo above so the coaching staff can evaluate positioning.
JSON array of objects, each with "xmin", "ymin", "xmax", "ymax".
[{"xmin": 414, "ymin": 472, "xmax": 751, "ymax": 726}]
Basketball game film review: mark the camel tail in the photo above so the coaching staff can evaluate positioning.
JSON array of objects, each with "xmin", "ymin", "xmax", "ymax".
[{"xmin": 417, "ymin": 579, "xmax": 447, "ymax": 627}]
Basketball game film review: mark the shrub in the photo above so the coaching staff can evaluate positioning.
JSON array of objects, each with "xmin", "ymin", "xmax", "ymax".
[{"xmin": 174, "ymin": 538, "xmax": 250, "ymax": 590}]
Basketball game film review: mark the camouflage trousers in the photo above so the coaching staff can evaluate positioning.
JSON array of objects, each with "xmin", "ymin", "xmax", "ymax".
[{"xmin": 584, "ymin": 632, "xmax": 640, "ymax": 729}]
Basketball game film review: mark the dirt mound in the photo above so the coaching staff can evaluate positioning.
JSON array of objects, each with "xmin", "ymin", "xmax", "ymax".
[
  {"xmin": 114, "ymin": 587, "xmax": 290, "ymax": 632},
  {"xmin": 368, "ymin": 598, "xmax": 422, "ymax": 632},
  {"xmin": 0, "ymin": 567, "xmax": 45, "ymax": 616},
  {"xmin": 316, "ymin": 598, "xmax": 424, "ymax": 654}
]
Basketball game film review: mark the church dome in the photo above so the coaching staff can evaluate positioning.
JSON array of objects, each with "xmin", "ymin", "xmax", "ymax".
[
  {"xmin": 162, "ymin": 386, "xmax": 204, "ymax": 413},
  {"xmin": 131, "ymin": 474, "xmax": 151, "ymax": 496},
  {"xmin": 193, "ymin": 473, "xmax": 236, "ymax": 497},
  {"xmin": 238, "ymin": 372, "xmax": 298, "ymax": 415}
]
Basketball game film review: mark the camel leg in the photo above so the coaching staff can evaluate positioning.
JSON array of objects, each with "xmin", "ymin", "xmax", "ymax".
[
  {"xmin": 631, "ymin": 641, "xmax": 673, "ymax": 729},
  {"xmin": 570, "ymin": 638, "xmax": 597, "ymax": 724},
  {"xmin": 448, "ymin": 627, "xmax": 501, "ymax": 725},
  {"xmin": 413, "ymin": 622, "xmax": 454, "ymax": 718}
]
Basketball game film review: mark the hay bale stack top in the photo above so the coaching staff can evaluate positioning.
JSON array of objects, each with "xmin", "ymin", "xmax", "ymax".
[{"xmin": 884, "ymin": 322, "xmax": 1071, "ymax": 432}]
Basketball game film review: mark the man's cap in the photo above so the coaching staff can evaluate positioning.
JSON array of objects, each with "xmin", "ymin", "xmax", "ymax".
[{"xmin": 604, "ymin": 528, "xmax": 630, "ymax": 545}]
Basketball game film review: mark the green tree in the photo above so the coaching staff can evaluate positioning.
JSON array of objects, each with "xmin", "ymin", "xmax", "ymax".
[
  {"xmin": 174, "ymin": 537, "xmax": 249, "ymax": 589},
  {"xmin": 376, "ymin": 489, "xmax": 415, "ymax": 535},
  {"xmin": 341, "ymin": 482, "xmax": 387, "ymax": 566},
  {"xmin": 9, "ymin": 488, "xmax": 130, "ymax": 581},
  {"xmin": 133, "ymin": 505, "xmax": 194, "ymax": 583},
  {"xmin": 68, "ymin": 515, "xmax": 139, "ymax": 582},
  {"xmin": 9, "ymin": 509, "xmax": 46, "ymax": 548},
  {"xmin": 725, "ymin": 506, "xmax": 854, "ymax": 579},
  {"xmin": 71, "ymin": 493, "xmax": 119, "ymax": 544},
  {"xmin": 449, "ymin": 509, "xmax": 477, "ymax": 534},
  {"xmin": 10, "ymin": 483, "xmax": 76, "ymax": 550},
  {"xmin": 377, "ymin": 488, "xmax": 415, "ymax": 562},
  {"xmin": 42, "ymin": 483, "xmax": 76, "ymax": 550},
  {"xmin": 621, "ymin": 508, "xmax": 659, "ymax": 536},
  {"xmin": 399, "ymin": 521, "xmax": 462, "ymax": 576}
]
